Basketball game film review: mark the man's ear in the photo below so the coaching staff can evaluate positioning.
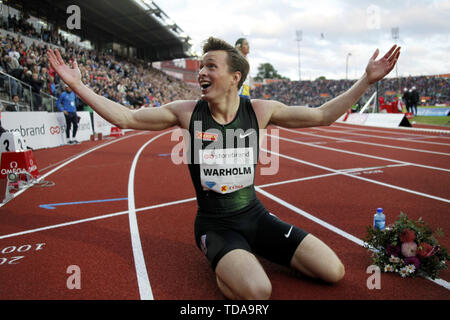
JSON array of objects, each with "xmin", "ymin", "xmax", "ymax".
[{"xmin": 233, "ymin": 71, "xmax": 242, "ymax": 87}]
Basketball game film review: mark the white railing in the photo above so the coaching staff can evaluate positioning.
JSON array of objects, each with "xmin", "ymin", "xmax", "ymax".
[{"xmin": 0, "ymin": 70, "xmax": 58, "ymax": 112}]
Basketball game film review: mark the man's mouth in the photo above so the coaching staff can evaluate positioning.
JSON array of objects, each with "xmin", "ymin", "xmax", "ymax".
[{"xmin": 200, "ymin": 80, "xmax": 211, "ymax": 90}]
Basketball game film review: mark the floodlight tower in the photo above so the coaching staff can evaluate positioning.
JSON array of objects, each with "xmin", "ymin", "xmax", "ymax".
[
  {"xmin": 346, "ymin": 52, "xmax": 352, "ymax": 80},
  {"xmin": 391, "ymin": 27, "xmax": 400, "ymax": 92},
  {"xmin": 296, "ymin": 30, "xmax": 302, "ymax": 81}
]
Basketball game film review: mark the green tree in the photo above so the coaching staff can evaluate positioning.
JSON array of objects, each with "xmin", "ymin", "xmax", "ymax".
[{"xmin": 254, "ymin": 63, "xmax": 289, "ymax": 82}]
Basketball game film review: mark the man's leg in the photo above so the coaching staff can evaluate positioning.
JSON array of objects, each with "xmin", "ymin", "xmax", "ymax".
[
  {"xmin": 215, "ymin": 249, "xmax": 272, "ymax": 300},
  {"xmin": 290, "ymin": 234, "xmax": 345, "ymax": 283},
  {"xmin": 71, "ymin": 113, "xmax": 78, "ymax": 138},
  {"xmin": 65, "ymin": 114, "xmax": 72, "ymax": 140}
]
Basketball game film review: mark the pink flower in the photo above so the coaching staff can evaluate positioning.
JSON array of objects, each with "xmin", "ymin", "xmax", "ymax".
[
  {"xmin": 401, "ymin": 241, "xmax": 417, "ymax": 257},
  {"xmin": 399, "ymin": 229, "xmax": 415, "ymax": 243}
]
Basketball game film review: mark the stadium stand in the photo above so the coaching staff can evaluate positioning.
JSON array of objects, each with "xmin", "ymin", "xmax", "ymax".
[
  {"xmin": 0, "ymin": 0, "xmax": 199, "ymax": 112},
  {"xmin": 0, "ymin": 0, "xmax": 447, "ymax": 114},
  {"xmin": 252, "ymin": 76, "xmax": 449, "ymax": 110}
]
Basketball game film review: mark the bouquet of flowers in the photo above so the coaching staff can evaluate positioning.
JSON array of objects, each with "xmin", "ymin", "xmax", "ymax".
[{"xmin": 364, "ymin": 213, "xmax": 449, "ymax": 279}]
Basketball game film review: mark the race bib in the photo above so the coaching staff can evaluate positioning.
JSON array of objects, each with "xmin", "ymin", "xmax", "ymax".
[{"xmin": 199, "ymin": 147, "xmax": 254, "ymax": 194}]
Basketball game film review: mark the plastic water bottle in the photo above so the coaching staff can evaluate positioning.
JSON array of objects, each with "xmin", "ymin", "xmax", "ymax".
[{"xmin": 373, "ymin": 208, "xmax": 386, "ymax": 231}]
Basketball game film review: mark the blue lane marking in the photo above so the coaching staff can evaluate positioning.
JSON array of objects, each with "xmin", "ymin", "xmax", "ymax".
[
  {"xmin": 158, "ymin": 153, "xmax": 180, "ymax": 157},
  {"xmin": 39, "ymin": 197, "xmax": 128, "ymax": 210}
]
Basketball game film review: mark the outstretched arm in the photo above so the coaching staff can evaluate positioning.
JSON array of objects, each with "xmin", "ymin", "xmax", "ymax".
[
  {"xmin": 47, "ymin": 49, "xmax": 180, "ymax": 130},
  {"xmin": 267, "ymin": 45, "xmax": 401, "ymax": 128}
]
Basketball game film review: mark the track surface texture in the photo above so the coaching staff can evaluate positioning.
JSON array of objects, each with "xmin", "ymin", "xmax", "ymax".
[{"xmin": 1, "ymin": 123, "xmax": 449, "ymax": 300}]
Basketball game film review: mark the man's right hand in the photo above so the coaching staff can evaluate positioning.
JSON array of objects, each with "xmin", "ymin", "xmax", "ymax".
[
  {"xmin": 63, "ymin": 110, "xmax": 68, "ymax": 116},
  {"xmin": 47, "ymin": 49, "xmax": 82, "ymax": 89}
]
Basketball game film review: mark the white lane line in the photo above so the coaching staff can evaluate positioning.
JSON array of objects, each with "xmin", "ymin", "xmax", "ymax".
[
  {"xmin": 127, "ymin": 129, "xmax": 175, "ymax": 300},
  {"xmin": 314, "ymin": 127, "xmax": 450, "ymax": 146},
  {"xmin": 332, "ymin": 123, "xmax": 450, "ymax": 136},
  {"xmin": 0, "ymin": 197, "xmax": 196, "ymax": 240},
  {"xmin": 2, "ymin": 124, "xmax": 447, "ymax": 293},
  {"xmin": 0, "ymin": 163, "xmax": 404, "ymax": 239},
  {"xmin": 262, "ymin": 147, "xmax": 450, "ymax": 204},
  {"xmin": 258, "ymin": 172, "xmax": 339, "ymax": 188},
  {"xmin": 257, "ymin": 163, "xmax": 408, "ymax": 189},
  {"xmin": 255, "ymin": 187, "xmax": 450, "ymax": 290},
  {"xmin": 397, "ymin": 137, "xmax": 450, "ymax": 145},
  {"xmin": 428, "ymin": 278, "xmax": 450, "ymax": 290},
  {"xmin": 268, "ymin": 134, "xmax": 450, "ymax": 173},
  {"xmin": 255, "ymin": 187, "xmax": 365, "ymax": 245},
  {"xmin": 0, "ymin": 131, "xmax": 146, "ymax": 208},
  {"xmin": 279, "ymin": 127, "xmax": 450, "ymax": 156},
  {"xmin": 2, "ymin": 165, "xmax": 448, "ymax": 292},
  {"xmin": 0, "ymin": 163, "xmax": 405, "ymax": 239}
]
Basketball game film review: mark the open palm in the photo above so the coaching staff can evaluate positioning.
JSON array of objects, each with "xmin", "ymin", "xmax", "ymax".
[
  {"xmin": 366, "ymin": 45, "xmax": 401, "ymax": 85},
  {"xmin": 47, "ymin": 49, "xmax": 82, "ymax": 88}
]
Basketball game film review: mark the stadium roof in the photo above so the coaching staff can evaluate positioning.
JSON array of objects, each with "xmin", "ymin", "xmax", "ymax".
[{"xmin": 6, "ymin": 0, "xmax": 193, "ymax": 61}]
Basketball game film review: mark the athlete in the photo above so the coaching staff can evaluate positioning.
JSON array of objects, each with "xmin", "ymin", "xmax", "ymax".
[
  {"xmin": 47, "ymin": 37, "xmax": 400, "ymax": 300},
  {"xmin": 235, "ymin": 38, "xmax": 251, "ymax": 98}
]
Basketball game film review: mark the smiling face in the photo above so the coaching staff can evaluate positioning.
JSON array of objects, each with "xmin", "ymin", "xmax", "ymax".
[{"xmin": 198, "ymin": 50, "xmax": 240, "ymax": 102}]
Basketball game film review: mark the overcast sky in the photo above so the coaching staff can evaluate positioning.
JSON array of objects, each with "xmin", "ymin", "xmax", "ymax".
[{"xmin": 156, "ymin": 0, "xmax": 450, "ymax": 81}]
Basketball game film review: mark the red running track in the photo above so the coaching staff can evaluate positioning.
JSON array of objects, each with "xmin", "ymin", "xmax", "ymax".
[{"xmin": 0, "ymin": 123, "xmax": 449, "ymax": 300}]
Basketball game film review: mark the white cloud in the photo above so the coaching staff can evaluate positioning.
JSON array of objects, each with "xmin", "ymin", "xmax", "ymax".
[{"xmin": 156, "ymin": 0, "xmax": 450, "ymax": 80}]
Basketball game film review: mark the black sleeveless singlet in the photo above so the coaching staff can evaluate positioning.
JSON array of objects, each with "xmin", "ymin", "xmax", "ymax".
[{"xmin": 187, "ymin": 97, "xmax": 259, "ymax": 215}]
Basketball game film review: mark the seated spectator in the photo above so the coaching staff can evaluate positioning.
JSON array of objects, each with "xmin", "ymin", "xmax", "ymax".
[
  {"xmin": 4, "ymin": 55, "xmax": 22, "ymax": 77},
  {"xmin": 8, "ymin": 45, "xmax": 21, "ymax": 61},
  {"xmin": 4, "ymin": 95, "xmax": 20, "ymax": 111}
]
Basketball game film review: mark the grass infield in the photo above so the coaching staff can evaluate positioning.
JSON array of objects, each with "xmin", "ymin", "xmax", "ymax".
[{"xmin": 411, "ymin": 106, "xmax": 450, "ymax": 126}]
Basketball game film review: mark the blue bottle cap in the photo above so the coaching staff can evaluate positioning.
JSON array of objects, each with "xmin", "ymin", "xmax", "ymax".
[{"xmin": 377, "ymin": 208, "xmax": 383, "ymax": 213}]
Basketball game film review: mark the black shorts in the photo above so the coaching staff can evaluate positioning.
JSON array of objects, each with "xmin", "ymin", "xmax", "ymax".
[{"xmin": 194, "ymin": 198, "xmax": 309, "ymax": 271}]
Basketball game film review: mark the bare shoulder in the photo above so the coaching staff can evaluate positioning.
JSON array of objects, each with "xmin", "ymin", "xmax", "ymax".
[
  {"xmin": 250, "ymin": 99, "xmax": 286, "ymax": 129},
  {"xmin": 165, "ymin": 99, "xmax": 197, "ymax": 112},
  {"xmin": 251, "ymin": 99, "xmax": 285, "ymax": 109},
  {"xmin": 165, "ymin": 99, "xmax": 197, "ymax": 129}
]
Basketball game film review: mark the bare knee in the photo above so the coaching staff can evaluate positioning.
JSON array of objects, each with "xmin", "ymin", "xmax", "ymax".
[
  {"xmin": 324, "ymin": 261, "xmax": 345, "ymax": 283},
  {"xmin": 217, "ymin": 275, "xmax": 272, "ymax": 300},
  {"xmin": 245, "ymin": 279, "xmax": 272, "ymax": 300},
  {"xmin": 291, "ymin": 234, "xmax": 345, "ymax": 284},
  {"xmin": 215, "ymin": 249, "xmax": 272, "ymax": 300}
]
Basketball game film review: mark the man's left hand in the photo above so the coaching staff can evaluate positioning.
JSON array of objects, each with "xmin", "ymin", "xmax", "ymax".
[{"xmin": 366, "ymin": 45, "xmax": 401, "ymax": 85}]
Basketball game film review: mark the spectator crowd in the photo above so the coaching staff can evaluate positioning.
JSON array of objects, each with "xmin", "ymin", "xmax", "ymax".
[
  {"xmin": 252, "ymin": 75, "xmax": 449, "ymax": 109},
  {"xmin": 0, "ymin": 12, "xmax": 448, "ymax": 113},
  {"xmin": 0, "ymin": 12, "xmax": 200, "ymax": 112}
]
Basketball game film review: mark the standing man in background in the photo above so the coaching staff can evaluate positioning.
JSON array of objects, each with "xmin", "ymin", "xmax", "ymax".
[
  {"xmin": 57, "ymin": 84, "xmax": 79, "ymax": 144},
  {"xmin": 402, "ymin": 87, "xmax": 411, "ymax": 114},
  {"xmin": 410, "ymin": 86, "xmax": 419, "ymax": 116},
  {"xmin": 235, "ymin": 38, "xmax": 251, "ymax": 99}
]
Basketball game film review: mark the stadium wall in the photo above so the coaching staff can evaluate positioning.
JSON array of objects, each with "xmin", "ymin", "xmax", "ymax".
[
  {"xmin": 154, "ymin": 59, "xmax": 200, "ymax": 85},
  {"xmin": 0, "ymin": 111, "xmax": 113, "ymax": 150}
]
